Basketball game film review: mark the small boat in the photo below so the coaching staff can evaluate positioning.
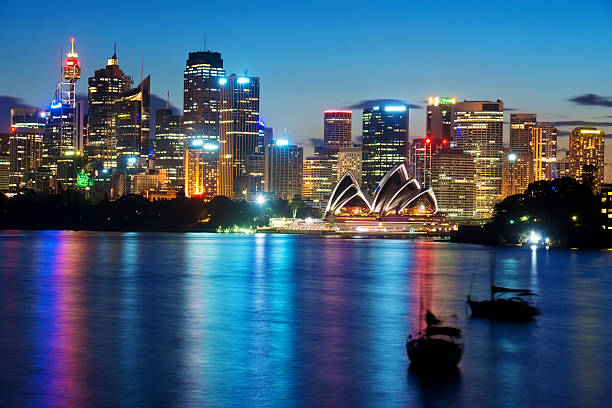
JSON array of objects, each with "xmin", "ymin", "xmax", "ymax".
[
  {"xmin": 406, "ymin": 311, "xmax": 464, "ymax": 369},
  {"xmin": 467, "ymin": 251, "xmax": 540, "ymax": 321}
]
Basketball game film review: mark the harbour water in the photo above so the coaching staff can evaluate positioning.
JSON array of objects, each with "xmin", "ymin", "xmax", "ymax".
[{"xmin": 0, "ymin": 231, "xmax": 611, "ymax": 407}]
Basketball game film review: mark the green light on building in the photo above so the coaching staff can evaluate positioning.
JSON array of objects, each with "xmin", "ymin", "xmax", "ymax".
[{"xmin": 76, "ymin": 171, "xmax": 93, "ymax": 188}]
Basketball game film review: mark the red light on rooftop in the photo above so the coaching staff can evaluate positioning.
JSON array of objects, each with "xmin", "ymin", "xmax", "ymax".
[
  {"xmin": 324, "ymin": 110, "xmax": 352, "ymax": 114},
  {"xmin": 442, "ymin": 139, "xmax": 448, "ymax": 144},
  {"xmin": 10, "ymin": 127, "xmax": 16, "ymax": 132},
  {"xmin": 425, "ymin": 138, "xmax": 431, "ymax": 144}
]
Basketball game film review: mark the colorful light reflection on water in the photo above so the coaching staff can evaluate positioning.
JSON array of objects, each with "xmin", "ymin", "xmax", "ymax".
[{"xmin": 0, "ymin": 231, "xmax": 611, "ymax": 407}]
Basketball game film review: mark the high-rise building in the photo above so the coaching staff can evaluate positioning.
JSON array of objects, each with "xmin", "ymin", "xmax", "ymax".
[
  {"xmin": 184, "ymin": 139, "xmax": 218, "ymax": 199},
  {"xmin": 183, "ymin": 51, "xmax": 225, "ymax": 139},
  {"xmin": 154, "ymin": 108, "xmax": 184, "ymax": 190},
  {"xmin": 245, "ymin": 152, "xmax": 265, "ymax": 202},
  {"xmin": 453, "ymin": 100, "xmax": 504, "ymax": 219},
  {"xmin": 87, "ymin": 48, "xmax": 133, "ymax": 168},
  {"xmin": 506, "ymin": 113, "xmax": 537, "ymax": 197},
  {"xmin": 602, "ymin": 184, "xmax": 612, "ymax": 231},
  {"xmin": 557, "ymin": 151, "xmax": 570, "ymax": 178},
  {"xmin": 361, "ymin": 104, "xmax": 409, "ymax": 193},
  {"xmin": 324, "ymin": 110, "xmax": 352, "ymax": 150},
  {"xmin": 303, "ymin": 153, "xmax": 334, "ymax": 209},
  {"xmin": 431, "ymin": 148, "xmax": 475, "ymax": 221},
  {"xmin": 265, "ymin": 139, "xmax": 303, "ymax": 200},
  {"xmin": 10, "ymin": 108, "xmax": 47, "ymax": 131},
  {"xmin": 569, "ymin": 127, "xmax": 605, "ymax": 192},
  {"xmin": 531, "ymin": 122, "xmax": 557, "ymax": 181},
  {"xmin": 426, "ymin": 97, "xmax": 456, "ymax": 142},
  {"xmin": 115, "ymin": 76, "xmax": 150, "ymax": 167},
  {"xmin": 217, "ymin": 74, "xmax": 260, "ymax": 198},
  {"xmin": 337, "ymin": 147, "xmax": 362, "ymax": 185},
  {"xmin": 0, "ymin": 133, "xmax": 9, "ymax": 190},
  {"xmin": 8, "ymin": 128, "xmax": 43, "ymax": 190},
  {"xmin": 409, "ymin": 137, "xmax": 448, "ymax": 188}
]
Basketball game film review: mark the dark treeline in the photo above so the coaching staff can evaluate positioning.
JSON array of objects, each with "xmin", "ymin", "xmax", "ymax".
[
  {"xmin": 452, "ymin": 177, "xmax": 611, "ymax": 248},
  {"xmin": 0, "ymin": 190, "xmax": 322, "ymax": 231}
]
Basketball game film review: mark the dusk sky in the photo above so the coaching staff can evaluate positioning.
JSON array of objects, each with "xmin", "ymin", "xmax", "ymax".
[{"xmin": 2, "ymin": 0, "xmax": 611, "ymax": 179}]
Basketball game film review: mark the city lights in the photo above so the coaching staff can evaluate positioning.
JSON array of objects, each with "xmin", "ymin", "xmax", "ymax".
[
  {"xmin": 384, "ymin": 105, "xmax": 406, "ymax": 112},
  {"xmin": 508, "ymin": 153, "xmax": 517, "ymax": 161},
  {"xmin": 237, "ymin": 77, "xmax": 250, "ymax": 84},
  {"xmin": 127, "ymin": 157, "xmax": 137, "ymax": 165},
  {"xmin": 218, "ymin": 77, "xmax": 227, "ymax": 85},
  {"xmin": 275, "ymin": 139, "xmax": 289, "ymax": 146}
]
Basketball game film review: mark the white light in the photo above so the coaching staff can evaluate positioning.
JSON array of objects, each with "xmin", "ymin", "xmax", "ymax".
[
  {"xmin": 127, "ymin": 157, "xmax": 137, "ymax": 165},
  {"xmin": 203, "ymin": 143, "xmax": 218, "ymax": 150},
  {"xmin": 191, "ymin": 139, "xmax": 204, "ymax": 146},
  {"xmin": 508, "ymin": 153, "xmax": 517, "ymax": 161},
  {"xmin": 256, "ymin": 195, "xmax": 266, "ymax": 205},
  {"xmin": 384, "ymin": 105, "xmax": 407, "ymax": 112},
  {"xmin": 218, "ymin": 78, "xmax": 227, "ymax": 85},
  {"xmin": 529, "ymin": 231, "xmax": 542, "ymax": 244},
  {"xmin": 237, "ymin": 77, "xmax": 250, "ymax": 84},
  {"xmin": 276, "ymin": 139, "xmax": 289, "ymax": 146}
]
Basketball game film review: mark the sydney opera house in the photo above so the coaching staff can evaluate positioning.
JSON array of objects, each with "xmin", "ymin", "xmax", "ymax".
[{"xmin": 324, "ymin": 163, "xmax": 441, "ymax": 223}]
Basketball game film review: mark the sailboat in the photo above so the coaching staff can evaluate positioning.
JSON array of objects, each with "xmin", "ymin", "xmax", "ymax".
[
  {"xmin": 406, "ymin": 311, "xmax": 464, "ymax": 369},
  {"xmin": 467, "ymin": 251, "xmax": 540, "ymax": 321}
]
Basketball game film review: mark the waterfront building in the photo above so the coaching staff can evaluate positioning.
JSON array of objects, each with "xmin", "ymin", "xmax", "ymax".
[
  {"xmin": 264, "ymin": 139, "xmax": 303, "ymax": 200},
  {"xmin": 324, "ymin": 110, "xmax": 352, "ymax": 150},
  {"xmin": 245, "ymin": 152, "xmax": 265, "ymax": 202},
  {"xmin": 430, "ymin": 149, "xmax": 475, "ymax": 221},
  {"xmin": 217, "ymin": 74, "xmax": 260, "ymax": 198},
  {"xmin": 426, "ymin": 97, "xmax": 456, "ymax": 142},
  {"xmin": 8, "ymin": 128, "xmax": 43, "ymax": 190},
  {"xmin": 569, "ymin": 127, "xmax": 605, "ymax": 193},
  {"xmin": 337, "ymin": 147, "xmax": 362, "ymax": 186},
  {"xmin": 87, "ymin": 49, "xmax": 132, "ymax": 167},
  {"xmin": 452, "ymin": 100, "xmax": 504, "ymax": 219},
  {"xmin": 303, "ymin": 154, "xmax": 334, "ymax": 210},
  {"xmin": 184, "ymin": 139, "xmax": 218, "ymax": 199},
  {"xmin": 0, "ymin": 134, "xmax": 9, "ymax": 190},
  {"xmin": 602, "ymin": 184, "xmax": 612, "ymax": 230},
  {"xmin": 409, "ymin": 137, "xmax": 447, "ymax": 188},
  {"xmin": 129, "ymin": 169, "xmax": 169, "ymax": 197},
  {"xmin": 507, "ymin": 113, "xmax": 537, "ymax": 196},
  {"xmin": 531, "ymin": 122, "xmax": 557, "ymax": 181},
  {"xmin": 154, "ymin": 108, "xmax": 184, "ymax": 190},
  {"xmin": 115, "ymin": 76, "xmax": 150, "ymax": 167},
  {"xmin": 361, "ymin": 104, "xmax": 409, "ymax": 194}
]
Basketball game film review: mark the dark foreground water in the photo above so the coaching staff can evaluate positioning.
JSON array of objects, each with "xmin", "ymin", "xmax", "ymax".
[{"xmin": 0, "ymin": 231, "xmax": 611, "ymax": 407}]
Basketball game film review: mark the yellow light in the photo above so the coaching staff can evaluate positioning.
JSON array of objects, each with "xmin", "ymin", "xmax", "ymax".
[{"xmin": 579, "ymin": 129, "xmax": 603, "ymax": 135}]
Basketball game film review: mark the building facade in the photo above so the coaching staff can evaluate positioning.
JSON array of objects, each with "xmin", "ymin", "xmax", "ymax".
[
  {"xmin": 569, "ymin": 127, "xmax": 605, "ymax": 193},
  {"xmin": 409, "ymin": 137, "xmax": 447, "ymax": 188},
  {"xmin": 264, "ymin": 140, "xmax": 303, "ymax": 200},
  {"xmin": 115, "ymin": 76, "xmax": 150, "ymax": 167},
  {"xmin": 324, "ymin": 110, "xmax": 352, "ymax": 150},
  {"xmin": 431, "ymin": 149, "xmax": 475, "ymax": 221},
  {"xmin": 303, "ymin": 154, "xmax": 334, "ymax": 210},
  {"xmin": 337, "ymin": 147, "xmax": 362, "ymax": 186},
  {"xmin": 453, "ymin": 100, "xmax": 504, "ymax": 219},
  {"xmin": 531, "ymin": 122, "xmax": 557, "ymax": 181},
  {"xmin": 154, "ymin": 108, "xmax": 184, "ymax": 190},
  {"xmin": 507, "ymin": 113, "xmax": 537, "ymax": 196},
  {"xmin": 426, "ymin": 97, "xmax": 456, "ymax": 142},
  {"xmin": 361, "ymin": 104, "xmax": 409, "ymax": 194},
  {"xmin": 184, "ymin": 140, "xmax": 218, "ymax": 199}
]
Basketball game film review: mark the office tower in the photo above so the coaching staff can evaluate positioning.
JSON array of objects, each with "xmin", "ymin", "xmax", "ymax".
[
  {"xmin": 361, "ymin": 104, "xmax": 409, "ymax": 193},
  {"xmin": 507, "ymin": 113, "xmax": 537, "ymax": 196},
  {"xmin": 303, "ymin": 154, "xmax": 334, "ymax": 209},
  {"xmin": 409, "ymin": 137, "xmax": 447, "ymax": 188},
  {"xmin": 324, "ymin": 110, "xmax": 352, "ymax": 150},
  {"xmin": 217, "ymin": 74, "xmax": 260, "ymax": 198},
  {"xmin": 337, "ymin": 147, "xmax": 362, "ymax": 185},
  {"xmin": 10, "ymin": 108, "xmax": 47, "ymax": 131},
  {"xmin": 115, "ymin": 76, "xmax": 150, "ymax": 167},
  {"xmin": 602, "ymin": 184, "xmax": 612, "ymax": 230},
  {"xmin": 426, "ymin": 97, "xmax": 456, "ymax": 142},
  {"xmin": 431, "ymin": 149, "xmax": 476, "ymax": 221},
  {"xmin": 0, "ymin": 133, "xmax": 9, "ymax": 190},
  {"xmin": 257, "ymin": 121, "xmax": 273, "ymax": 151},
  {"xmin": 245, "ymin": 152, "xmax": 265, "ymax": 202},
  {"xmin": 531, "ymin": 122, "xmax": 557, "ymax": 181},
  {"xmin": 8, "ymin": 127, "xmax": 43, "ymax": 190},
  {"xmin": 453, "ymin": 100, "xmax": 504, "ymax": 219},
  {"xmin": 183, "ymin": 51, "xmax": 225, "ymax": 139},
  {"xmin": 129, "ymin": 169, "xmax": 168, "ymax": 197},
  {"xmin": 154, "ymin": 108, "xmax": 184, "ymax": 190},
  {"xmin": 502, "ymin": 150, "xmax": 528, "ymax": 199},
  {"xmin": 264, "ymin": 139, "xmax": 303, "ymax": 200},
  {"xmin": 569, "ymin": 127, "xmax": 605, "ymax": 193},
  {"xmin": 557, "ymin": 151, "xmax": 570, "ymax": 178},
  {"xmin": 87, "ymin": 48, "xmax": 133, "ymax": 167},
  {"xmin": 184, "ymin": 139, "xmax": 218, "ymax": 199}
]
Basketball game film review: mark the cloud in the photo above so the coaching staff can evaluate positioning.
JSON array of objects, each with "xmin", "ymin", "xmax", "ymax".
[
  {"xmin": 553, "ymin": 120, "xmax": 612, "ymax": 127},
  {"xmin": 568, "ymin": 93, "xmax": 612, "ymax": 107},
  {"xmin": 0, "ymin": 96, "xmax": 34, "ymax": 132},
  {"xmin": 504, "ymin": 107, "xmax": 518, "ymax": 111},
  {"xmin": 343, "ymin": 99, "xmax": 422, "ymax": 110},
  {"xmin": 308, "ymin": 137, "xmax": 323, "ymax": 147},
  {"xmin": 556, "ymin": 130, "xmax": 571, "ymax": 137}
]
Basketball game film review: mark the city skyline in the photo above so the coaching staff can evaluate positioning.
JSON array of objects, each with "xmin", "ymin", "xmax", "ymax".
[{"xmin": 2, "ymin": 1, "xmax": 612, "ymax": 181}]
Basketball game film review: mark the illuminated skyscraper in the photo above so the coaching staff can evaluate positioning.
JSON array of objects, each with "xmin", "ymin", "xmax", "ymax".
[
  {"xmin": 569, "ymin": 127, "xmax": 605, "ymax": 192},
  {"xmin": 0, "ymin": 133, "xmax": 9, "ymax": 190},
  {"xmin": 324, "ymin": 110, "xmax": 352, "ymax": 150},
  {"xmin": 531, "ymin": 122, "xmax": 557, "ymax": 181},
  {"xmin": 87, "ymin": 48, "xmax": 133, "ymax": 168},
  {"xmin": 184, "ymin": 138, "xmax": 218, "ymax": 199},
  {"xmin": 183, "ymin": 51, "xmax": 225, "ymax": 139},
  {"xmin": 217, "ymin": 74, "xmax": 260, "ymax": 198},
  {"xmin": 8, "ymin": 127, "xmax": 43, "ymax": 190},
  {"xmin": 431, "ymin": 148, "xmax": 475, "ymax": 221},
  {"xmin": 337, "ymin": 147, "xmax": 362, "ymax": 185},
  {"xmin": 506, "ymin": 113, "xmax": 537, "ymax": 197},
  {"xmin": 557, "ymin": 151, "xmax": 570, "ymax": 178},
  {"xmin": 409, "ymin": 137, "xmax": 448, "ymax": 187},
  {"xmin": 265, "ymin": 139, "xmax": 303, "ymax": 200},
  {"xmin": 245, "ymin": 152, "xmax": 265, "ymax": 202},
  {"xmin": 154, "ymin": 108, "xmax": 184, "ymax": 190},
  {"xmin": 453, "ymin": 100, "xmax": 503, "ymax": 219},
  {"xmin": 361, "ymin": 104, "xmax": 409, "ymax": 193},
  {"xmin": 303, "ymin": 153, "xmax": 334, "ymax": 209},
  {"xmin": 426, "ymin": 97, "xmax": 456, "ymax": 142},
  {"xmin": 115, "ymin": 76, "xmax": 150, "ymax": 167}
]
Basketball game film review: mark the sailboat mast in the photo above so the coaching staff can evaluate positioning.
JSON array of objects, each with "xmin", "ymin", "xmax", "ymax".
[{"xmin": 490, "ymin": 250, "xmax": 497, "ymax": 300}]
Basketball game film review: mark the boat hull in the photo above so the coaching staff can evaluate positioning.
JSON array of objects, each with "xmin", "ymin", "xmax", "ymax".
[
  {"xmin": 406, "ymin": 338, "xmax": 463, "ymax": 369},
  {"xmin": 467, "ymin": 298, "xmax": 539, "ymax": 321}
]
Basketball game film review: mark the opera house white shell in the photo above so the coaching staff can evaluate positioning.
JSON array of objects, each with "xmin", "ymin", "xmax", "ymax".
[{"xmin": 324, "ymin": 163, "xmax": 438, "ymax": 221}]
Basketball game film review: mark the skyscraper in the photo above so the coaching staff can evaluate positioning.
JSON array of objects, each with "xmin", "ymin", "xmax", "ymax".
[
  {"xmin": 507, "ymin": 113, "xmax": 537, "ymax": 196},
  {"xmin": 87, "ymin": 48, "xmax": 133, "ymax": 168},
  {"xmin": 361, "ymin": 104, "xmax": 409, "ymax": 193},
  {"xmin": 569, "ymin": 127, "xmax": 605, "ymax": 192},
  {"xmin": 337, "ymin": 147, "xmax": 362, "ymax": 185},
  {"xmin": 431, "ymin": 148, "xmax": 475, "ymax": 221},
  {"xmin": 183, "ymin": 51, "xmax": 225, "ymax": 139},
  {"xmin": 115, "ymin": 76, "xmax": 150, "ymax": 167},
  {"xmin": 8, "ymin": 127, "xmax": 43, "ymax": 190},
  {"xmin": 426, "ymin": 97, "xmax": 456, "ymax": 142},
  {"xmin": 324, "ymin": 110, "xmax": 352, "ymax": 150},
  {"xmin": 453, "ymin": 100, "xmax": 504, "ymax": 219},
  {"xmin": 409, "ymin": 137, "xmax": 447, "ymax": 188},
  {"xmin": 217, "ymin": 74, "xmax": 260, "ymax": 198},
  {"xmin": 265, "ymin": 139, "xmax": 303, "ymax": 200},
  {"xmin": 154, "ymin": 108, "xmax": 184, "ymax": 190},
  {"xmin": 531, "ymin": 122, "xmax": 557, "ymax": 181},
  {"xmin": 184, "ymin": 138, "xmax": 218, "ymax": 199},
  {"xmin": 303, "ymin": 153, "xmax": 334, "ymax": 209}
]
